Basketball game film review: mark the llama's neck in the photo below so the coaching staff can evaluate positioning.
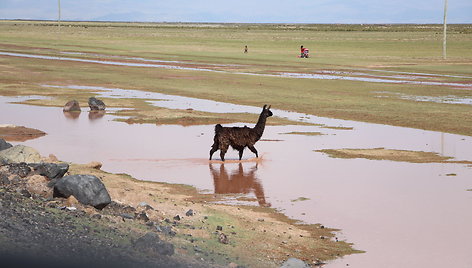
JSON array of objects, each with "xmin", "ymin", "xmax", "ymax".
[{"xmin": 252, "ymin": 114, "xmax": 268, "ymax": 140}]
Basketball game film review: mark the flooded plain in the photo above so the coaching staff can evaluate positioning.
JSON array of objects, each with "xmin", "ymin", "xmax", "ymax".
[
  {"xmin": 1, "ymin": 92, "xmax": 472, "ymax": 268},
  {"xmin": 2, "ymin": 51, "xmax": 472, "ymax": 88}
]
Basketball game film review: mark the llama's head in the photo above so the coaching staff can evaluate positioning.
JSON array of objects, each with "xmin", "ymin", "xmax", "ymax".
[{"xmin": 262, "ymin": 105, "xmax": 273, "ymax": 117}]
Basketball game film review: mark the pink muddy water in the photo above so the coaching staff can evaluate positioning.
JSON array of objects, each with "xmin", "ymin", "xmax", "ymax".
[{"xmin": 2, "ymin": 96, "xmax": 472, "ymax": 268}]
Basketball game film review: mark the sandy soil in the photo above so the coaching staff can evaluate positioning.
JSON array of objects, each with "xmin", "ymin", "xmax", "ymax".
[
  {"xmin": 0, "ymin": 125, "xmax": 46, "ymax": 142},
  {"xmin": 317, "ymin": 148, "xmax": 472, "ymax": 164}
]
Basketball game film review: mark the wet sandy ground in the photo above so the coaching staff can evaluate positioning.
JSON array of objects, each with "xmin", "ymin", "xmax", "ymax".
[{"xmin": 2, "ymin": 95, "xmax": 472, "ymax": 268}]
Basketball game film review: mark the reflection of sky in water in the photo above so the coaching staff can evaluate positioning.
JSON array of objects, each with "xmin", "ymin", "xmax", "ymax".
[
  {"xmin": 280, "ymin": 72, "xmax": 472, "ymax": 88},
  {"xmin": 376, "ymin": 91, "xmax": 472, "ymax": 105},
  {"xmin": 60, "ymin": 51, "xmax": 241, "ymax": 67},
  {"xmin": 2, "ymin": 51, "xmax": 472, "ymax": 88}
]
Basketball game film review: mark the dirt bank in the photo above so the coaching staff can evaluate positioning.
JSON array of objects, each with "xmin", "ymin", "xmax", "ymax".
[
  {"xmin": 0, "ymin": 125, "xmax": 46, "ymax": 142},
  {"xmin": 316, "ymin": 148, "xmax": 472, "ymax": 164}
]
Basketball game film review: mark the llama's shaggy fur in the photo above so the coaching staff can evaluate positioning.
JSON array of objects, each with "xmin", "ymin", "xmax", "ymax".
[{"xmin": 209, "ymin": 105, "xmax": 273, "ymax": 161}]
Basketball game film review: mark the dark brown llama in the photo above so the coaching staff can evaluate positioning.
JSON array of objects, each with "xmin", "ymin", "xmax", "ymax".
[{"xmin": 209, "ymin": 105, "xmax": 273, "ymax": 161}]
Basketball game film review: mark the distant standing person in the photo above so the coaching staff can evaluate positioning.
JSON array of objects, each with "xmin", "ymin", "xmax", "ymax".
[
  {"xmin": 300, "ymin": 45, "xmax": 305, "ymax": 57},
  {"xmin": 244, "ymin": 45, "xmax": 248, "ymax": 53}
]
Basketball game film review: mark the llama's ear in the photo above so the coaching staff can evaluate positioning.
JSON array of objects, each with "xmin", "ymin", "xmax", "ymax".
[
  {"xmin": 263, "ymin": 104, "xmax": 267, "ymax": 110},
  {"xmin": 267, "ymin": 105, "xmax": 271, "ymax": 110}
]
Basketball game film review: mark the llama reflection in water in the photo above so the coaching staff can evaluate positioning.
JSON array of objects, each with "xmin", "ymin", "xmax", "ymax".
[{"xmin": 209, "ymin": 163, "xmax": 270, "ymax": 207}]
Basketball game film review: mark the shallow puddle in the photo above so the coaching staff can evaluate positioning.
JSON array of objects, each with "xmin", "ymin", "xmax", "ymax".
[
  {"xmin": 375, "ymin": 91, "xmax": 472, "ymax": 105},
  {"xmin": 2, "ymin": 51, "xmax": 472, "ymax": 88},
  {"xmin": 1, "ymin": 92, "xmax": 472, "ymax": 268}
]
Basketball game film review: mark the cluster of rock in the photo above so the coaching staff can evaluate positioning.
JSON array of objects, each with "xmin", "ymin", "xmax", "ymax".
[
  {"xmin": 0, "ymin": 139, "xmax": 178, "ymax": 260},
  {"xmin": 0, "ymin": 139, "xmax": 111, "ymax": 209},
  {"xmin": 63, "ymin": 97, "xmax": 106, "ymax": 112}
]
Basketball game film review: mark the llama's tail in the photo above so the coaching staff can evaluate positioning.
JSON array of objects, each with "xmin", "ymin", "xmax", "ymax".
[{"xmin": 215, "ymin": 124, "xmax": 223, "ymax": 133}]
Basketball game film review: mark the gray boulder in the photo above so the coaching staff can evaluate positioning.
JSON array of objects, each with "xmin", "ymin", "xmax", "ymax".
[
  {"xmin": 29, "ymin": 163, "xmax": 69, "ymax": 180},
  {"xmin": 134, "ymin": 232, "xmax": 174, "ymax": 256},
  {"xmin": 280, "ymin": 258, "xmax": 311, "ymax": 268},
  {"xmin": 63, "ymin": 100, "xmax": 81, "ymax": 112},
  {"xmin": 0, "ymin": 138, "xmax": 12, "ymax": 151},
  {"xmin": 88, "ymin": 97, "xmax": 106, "ymax": 111},
  {"xmin": 53, "ymin": 174, "xmax": 111, "ymax": 209},
  {"xmin": 0, "ymin": 145, "xmax": 42, "ymax": 163}
]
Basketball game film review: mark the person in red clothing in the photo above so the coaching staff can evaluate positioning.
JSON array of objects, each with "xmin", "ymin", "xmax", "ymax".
[{"xmin": 300, "ymin": 45, "xmax": 309, "ymax": 58}]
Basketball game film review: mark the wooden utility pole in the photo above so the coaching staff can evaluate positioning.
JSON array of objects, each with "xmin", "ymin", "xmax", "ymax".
[
  {"xmin": 58, "ymin": 0, "xmax": 61, "ymax": 29},
  {"xmin": 443, "ymin": 0, "xmax": 448, "ymax": 60}
]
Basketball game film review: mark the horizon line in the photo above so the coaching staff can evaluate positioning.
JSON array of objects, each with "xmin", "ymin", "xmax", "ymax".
[{"xmin": 2, "ymin": 19, "xmax": 472, "ymax": 25}]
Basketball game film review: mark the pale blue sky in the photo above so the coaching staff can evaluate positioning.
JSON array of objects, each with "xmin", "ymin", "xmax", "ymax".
[{"xmin": 1, "ymin": 0, "xmax": 471, "ymax": 23}]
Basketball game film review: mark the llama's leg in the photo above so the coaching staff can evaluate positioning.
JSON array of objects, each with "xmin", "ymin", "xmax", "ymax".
[
  {"xmin": 219, "ymin": 144, "xmax": 229, "ymax": 161},
  {"xmin": 248, "ymin": 145, "xmax": 258, "ymax": 158},
  {"xmin": 209, "ymin": 143, "xmax": 219, "ymax": 160},
  {"xmin": 238, "ymin": 150, "xmax": 244, "ymax": 160},
  {"xmin": 220, "ymin": 149, "xmax": 227, "ymax": 161}
]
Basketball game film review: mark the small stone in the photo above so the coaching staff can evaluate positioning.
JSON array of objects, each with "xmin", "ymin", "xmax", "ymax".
[
  {"xmin": 19, "ymin": 188, "xmax": 31, "ymax": 198},
  {"xmin": 138, "ymin": 202, "xmax": 154, "ymax": 210},
  {"xmin": 47, "ymin": 154, "xmax": 59, "ymax": 162},
  {"xmin": 65, "ymin": 195, "xmax": 79, "ymax": 207},
  {"xmin": 257, "ymin": 218, "xmax": 265, "ymax": 222},
  {"xmin": 91, "ymin": 214, "xmax": 102, "ymax": 220},
  {"xmin": 218, "ymin": 233, "xmax": 229, "ymax": 244},
  {"xmin": 136, "ymin": 211, "xmax": 150, "ymax": 222},
  {"xmin": 186, "ymin": 209, "xmax": 194, "ymax": 216},
  {"xmin": 216, "ymin": 225, "xmax": 223, "ymax": 231},
  {"xmin": 173, "ymin": 215, "xmax": 181, "ymax": 221},
  {"xmin": 86, "ymin": 161, "xmax": 102, "ymax": 170},
  {"xmin": 120, "ymin": 213, "xmax": 134, "ymax": 220}
]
